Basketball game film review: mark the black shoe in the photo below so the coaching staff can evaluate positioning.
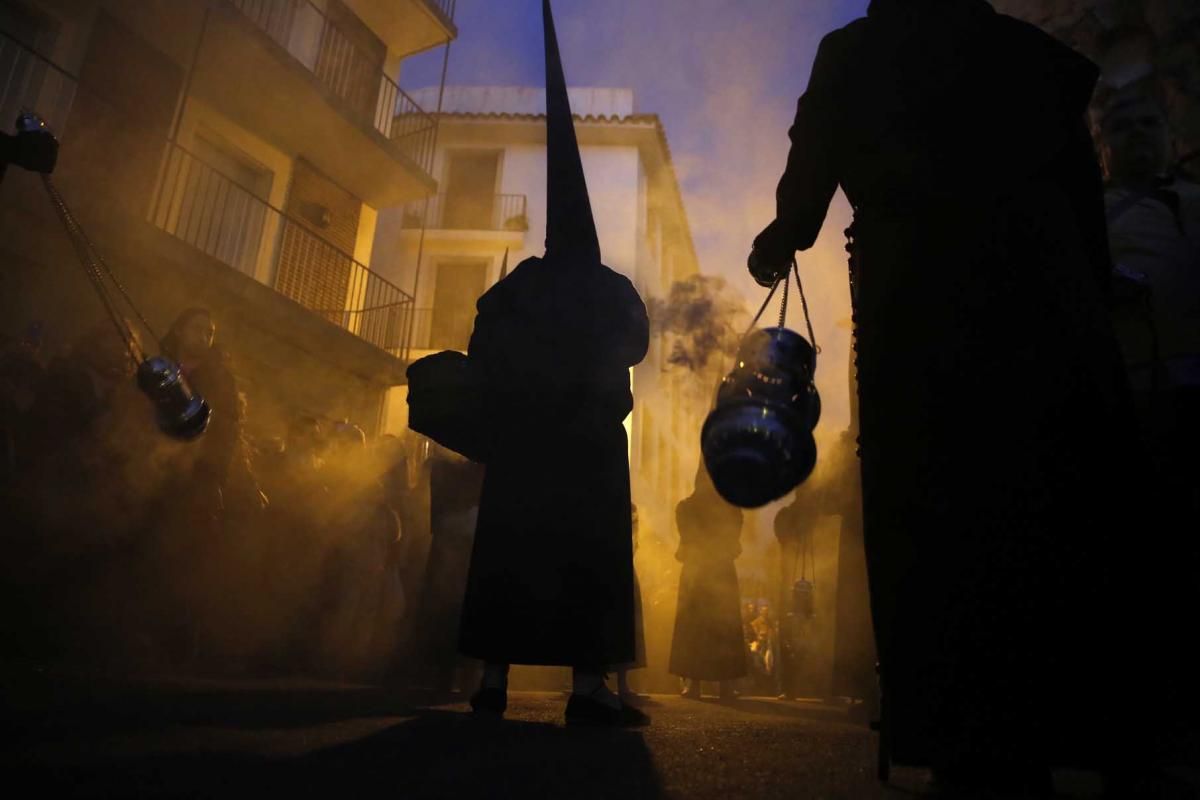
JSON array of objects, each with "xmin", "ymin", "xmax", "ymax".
[
  {"xmin": 565, "ymin": 694, "xmax": 650, "ymax": 727},
  {"xmin": 470, "ymin": 686, "xmax": 506, "ymax": 716}
]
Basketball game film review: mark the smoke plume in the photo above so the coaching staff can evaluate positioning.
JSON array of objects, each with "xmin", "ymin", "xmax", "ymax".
[{"xmin": 647, "ymin": 274, "xmax": 747, "ymax": 373}]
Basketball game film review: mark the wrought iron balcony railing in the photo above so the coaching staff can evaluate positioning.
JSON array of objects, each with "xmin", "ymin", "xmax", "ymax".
[
  {"xmin": 150, "ymin": 141, "xmax": 414, "ymax": 357},
  {"xmin": 422, "ymin": 0, "xmax": 457, "ymax": 24},
  {"xmin": 229, "ymin": 0, "xmax": 436, "ymax": 179},
  {"xmin": 401, "ymin": 193, "xmax": 529, "ymax": 232},
  {"xmin": 403, "ymin": 306, "xmax": 473, "ymax": 353},
  {"xmin": 0, "ymin": 29, "xmax": 78, "ymax": 138}
]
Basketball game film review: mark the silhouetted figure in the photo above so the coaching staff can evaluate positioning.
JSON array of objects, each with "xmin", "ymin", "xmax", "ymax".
[
  {"xmin": 408, "ymin": 0, "xmax": 649, "ymax": 727},
  {"xmin": 1099, "ymin": 82, "xmax": 1200, "ymax": 764},
  {"xmin": 773, "ymin": 489, "xmax": 818, "ymax": 701},
  {"xmin": 153, "ymin": 308, "xmax": 240, "ymax": 666},
  {"xmin": 160, "ymin": 308, "xmax": 240, "ymax": 518},
  {"xmin": 1100, "ymin": 84, "xmax": 1200, "ymax": 508},
  {"xmin": 753, "ymin": 0, "xmax": 1142, "ymax": 788},
  {"xmin": 669, "ymin": 466, "xmax": 746, "ymax": 701},
  {"xmin": 412, "ymin": 451, "xmax": 485, "ymax": 692},
  {"xmin": 310, "ymin": 422, "xmax": 403, "ymax": 680}
]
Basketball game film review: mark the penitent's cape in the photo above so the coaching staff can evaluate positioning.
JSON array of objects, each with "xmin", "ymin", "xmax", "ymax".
[
  {"xmin": 775, "ymin": 0, "xmax": 1143, "ymax": 770},
  {"xmin": 408, "ymin": 0, "xmax": 648, "ymax": 667}
]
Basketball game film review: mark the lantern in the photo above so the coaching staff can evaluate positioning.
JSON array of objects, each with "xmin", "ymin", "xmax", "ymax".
[
  {"xmin": 701, "ymin": 327, "xmax": 820, "ymax": 508},
  {"xmin": 136, "ymin": 356, "xmax": 211, "ymax": 441}
]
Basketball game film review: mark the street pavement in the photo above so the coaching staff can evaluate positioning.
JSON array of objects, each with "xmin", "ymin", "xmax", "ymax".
[{"xmin": 1, "ymin": 670, "xmax": 930, "ymax": 799}]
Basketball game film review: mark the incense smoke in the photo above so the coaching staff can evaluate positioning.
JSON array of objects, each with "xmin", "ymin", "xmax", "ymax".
[{"xmin": 647, "ymin": 275, "xmax": 747, "ymax": 373}]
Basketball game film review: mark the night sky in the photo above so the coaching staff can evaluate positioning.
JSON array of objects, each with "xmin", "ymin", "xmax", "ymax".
[{"xmin": 405, "ymin": 0, "xmax": 873, "ymax": 433}]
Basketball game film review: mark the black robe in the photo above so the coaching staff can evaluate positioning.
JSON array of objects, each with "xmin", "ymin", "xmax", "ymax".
[
  {"xmin": 775, "ymin": 0, "xmax": 1141, "ymax": 768},
  {"xmin": 668, "ymin": 488, "xmax": 746, "ymax": 682},
  {"xmin": 457, "ymin": 255, "xmax": 648, "ymax": 668}
]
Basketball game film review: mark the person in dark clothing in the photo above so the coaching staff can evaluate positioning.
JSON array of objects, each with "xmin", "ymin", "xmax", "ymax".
[
  {"xmin": 160, "ymin": 308, "xmax": 240, "ymax": 511},
  {"xmin": 153, "ymin": 308, "xmax": 240, "ymax": 665},
  {"xmin": 669, "ymin": 465, "xmax": 747, "ymax": 702},
  {"xmin": 772, "ymin": 487, "xmax": 819, "ymax": 701},
  {"xmin": 1099, "ymin": 82, "xmax": 1200, "ymax": 768},
  {"xmin": 408, "ymin": 1, "xmax": 649, "ymax": 727},
  {"xmin": 412, "ymin": 451, "xmax": 485, "ymax": 692},
  {"xmin": 752, "ymin": 0, "xmax": 1143, "ymax": 789}
]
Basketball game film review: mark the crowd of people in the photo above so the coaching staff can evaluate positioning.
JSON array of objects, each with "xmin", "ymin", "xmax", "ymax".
[{"xmin": 0, "ymin": 307, "xmax": 415, "ymax": 680}]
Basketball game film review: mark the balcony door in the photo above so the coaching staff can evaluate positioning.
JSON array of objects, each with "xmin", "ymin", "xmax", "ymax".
[
  {"xmin": 275, "ymin": 159, "xmax": 361, "ymax": 325},
  {"xmin": 186, "ymin": 133, "xmax": 274, "ymax": 278},
  {"xmin": 430, "ymin": 258, "xmax": 488, "ymax": 351},
  {"xmin": 443, "ymin": 151, "xmax": 499, "ymax": 230}
]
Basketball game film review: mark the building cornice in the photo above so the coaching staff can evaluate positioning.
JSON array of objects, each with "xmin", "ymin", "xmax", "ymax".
[{"xmin": 431, "ymin": 111, "xmax": 698, "ymax": 274}]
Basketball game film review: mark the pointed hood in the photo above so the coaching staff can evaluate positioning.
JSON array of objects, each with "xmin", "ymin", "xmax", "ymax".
[
  {"xmin": 542, "ymin": 0, "xmax": 601, "ymax": 266},
  {"xmin": 498, "ymin": 247, "xmax": 510, "ymax": 279}
]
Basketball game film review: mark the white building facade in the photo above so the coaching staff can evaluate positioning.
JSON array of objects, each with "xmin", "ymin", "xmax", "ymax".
[{"xmin": 373, "ymin": 86, "xmax": 704, "ymax": 534}]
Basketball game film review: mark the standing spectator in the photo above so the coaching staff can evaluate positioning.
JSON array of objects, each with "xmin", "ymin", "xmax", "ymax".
[
  {"xmin": 1100, "ymin": 82, "xmax": 1200, "ymax": 510},
  {"xmin": 160, "ymin": 308, "xmax": 240, "ymax": 518},
  {"xmin": 1099, "ymin": 81, "xmax": 1200, "ymax": 765}
]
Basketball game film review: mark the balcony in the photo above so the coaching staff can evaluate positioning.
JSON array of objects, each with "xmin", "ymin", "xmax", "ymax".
[
  {"xmin": 149, "ymin": 141, "xmax": 414, "ymax": 357},
  {"xmin": 0, "ymin": 30, "xmax": 78, "ymax": 139},
  {"xmin": 402, "ymin": 193, "xmax": 528, "ymax": 232},
  {"xmin": 343, "ymin": 0, "xmax": 457, "ymax": 59},
  {"xmin": 190, "ymin": 0, "xmax": 437, "ymax": 207}
]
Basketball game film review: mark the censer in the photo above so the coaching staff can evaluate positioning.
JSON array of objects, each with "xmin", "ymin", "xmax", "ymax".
[
  {"xmin": 701, "ymin": 259, "xmax": 820, "ymax": 508},
  {"xmin": 20, "ymin": 112, "xmax": 211, "ymax": 440}
]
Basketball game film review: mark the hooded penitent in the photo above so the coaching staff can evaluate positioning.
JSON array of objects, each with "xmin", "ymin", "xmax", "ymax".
[
  {"xmin": 542, "ymin": 0, "xmax": 600, "ymax": 267},
  {"xmin": 770, "ymin": 0, "xmax": 1145, "ymax": 770},
  {"xmin": 423, "ymin": 0, "xmax": 652, "ymax": 668}
]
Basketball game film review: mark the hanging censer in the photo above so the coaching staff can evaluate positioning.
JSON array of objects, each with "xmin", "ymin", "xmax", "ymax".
[
  {"xmin": 701, "ymin": 259, "xmax": 821, "ymax": 509},
  {"xmin": 22, "ymin": 112, "xmax": 211, "ymax": 440}
]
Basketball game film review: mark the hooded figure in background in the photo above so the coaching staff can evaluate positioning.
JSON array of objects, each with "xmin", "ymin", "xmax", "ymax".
[
  {"xmin": 407, "ymin": 0, "xmax": 649, "ymax": 727},
  {"xmin": 752, "ymin": 0, "xmax": 1144, "ymax": 790},
  {"xmin": 669, "ymin": 463, "xmax": 746, "ymax": 700}
]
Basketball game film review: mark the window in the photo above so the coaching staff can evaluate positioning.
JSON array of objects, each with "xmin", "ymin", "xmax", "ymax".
[{"xmin": 443, "ymin": 150, "xmax": 500, "ymax": 229}]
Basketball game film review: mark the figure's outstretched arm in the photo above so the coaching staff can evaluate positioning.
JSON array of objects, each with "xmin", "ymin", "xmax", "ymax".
[
  {"xmin": 752, "ymin": 30, "xmax": 846, "ymax": 280},
  {"xmin": 776, "ymin": 33, "xmax": 845, "ymax": 250}
]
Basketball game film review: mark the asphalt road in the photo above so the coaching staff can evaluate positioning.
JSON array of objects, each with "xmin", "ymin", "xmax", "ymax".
[
  {"xmin": 2, "ymin": 672, "xmax": 933, "ymax": 799},
  {"xmin": 21, "ymin": 669, "xmax": 1199, "ymax": 798}
]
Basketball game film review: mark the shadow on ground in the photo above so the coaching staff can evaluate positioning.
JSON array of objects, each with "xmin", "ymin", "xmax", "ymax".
[{"xmin": 2, "ymin": 669, "xmax": 663, "ymax": 799}]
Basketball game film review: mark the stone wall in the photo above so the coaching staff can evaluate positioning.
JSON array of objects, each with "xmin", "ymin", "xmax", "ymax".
[{"xmin": 992, "ymin": 0, "xmax": 1200, "ymax": 169}]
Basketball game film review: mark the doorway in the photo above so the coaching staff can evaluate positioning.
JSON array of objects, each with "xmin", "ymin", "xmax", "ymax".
[
  {"xmin": 430, "ymin": 258, "xmax": 489, "ymax": 351},
  {"xmin": 443, "ymin": 151, "xmax": 500, "ymax": 230}
]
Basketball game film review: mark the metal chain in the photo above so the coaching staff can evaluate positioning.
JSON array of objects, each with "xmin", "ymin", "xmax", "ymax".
[
  {"xmin": 793, "ymin": 259, "xmax": 819, "ymax": 363},
  {"xmin": 744, "ymin": 258, "xmax": 819, "ymax": 366},
  {"xmin": 40, "ymin": 175, "xmax": 143, "ymax": 367},
  {"xmin": 41, "ymin": 176, "xmax": 162, "ymax": 349},
  {"xmin": 778, "ymin": 267, "xmax": 790, "ymax": 329}
]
